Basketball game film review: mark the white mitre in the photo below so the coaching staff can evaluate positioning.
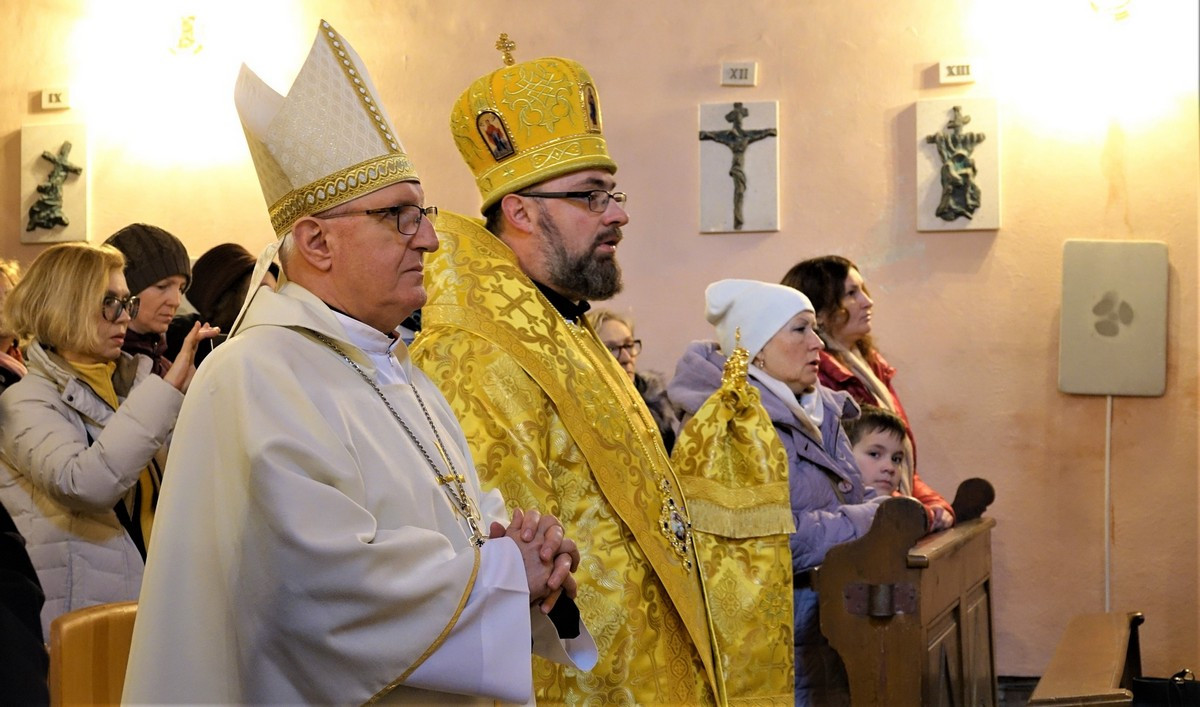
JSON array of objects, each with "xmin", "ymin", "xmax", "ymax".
[
  {"xmin": 235, "ymin": 19, "xmax": 418, "ymax": 237},
  {"xmin": 229, "ymin": 19, "xmax": 417, "ymax": 333}
]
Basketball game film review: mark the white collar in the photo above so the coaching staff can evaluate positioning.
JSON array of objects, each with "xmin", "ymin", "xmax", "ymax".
[{"xmin": 331, "ymin": 310, "xmax": 409, "ymax": 385}]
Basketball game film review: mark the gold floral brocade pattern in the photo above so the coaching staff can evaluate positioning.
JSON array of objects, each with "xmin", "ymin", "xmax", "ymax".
[
  {"xmin": 671, "ymin": 354, "xmax": 796, "ymax": 704},
  {"xmin": 502, "ymin": 61, "xmax": 575, "ymax": 137},
  {"xmin": 411, "ymin": 211, "xmax": 717, "ymax": 705}
]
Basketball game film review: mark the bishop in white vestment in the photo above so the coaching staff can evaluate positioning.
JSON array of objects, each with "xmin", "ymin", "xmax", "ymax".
[{"xmin": 123, "ymin": 19, "xmax": 595, "ymax": 704}]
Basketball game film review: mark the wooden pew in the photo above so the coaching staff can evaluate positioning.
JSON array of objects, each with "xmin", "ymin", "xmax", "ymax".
[
  {"xmin": 815, "ymin": 480, "xmax": 997, "ymax": 706},
  {"xmin": 1027, "ymin": 611, "xmax": 1144, "ymax": 706}
]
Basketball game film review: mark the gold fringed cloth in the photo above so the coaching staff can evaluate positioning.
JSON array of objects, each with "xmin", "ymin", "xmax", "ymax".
[{"xmin": 672, "ymin": 345, "xmax": 795, "ymax": 705}]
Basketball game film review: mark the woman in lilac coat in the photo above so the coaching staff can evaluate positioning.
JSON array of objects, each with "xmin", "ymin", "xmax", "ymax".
[{"xmin": 668, "ymin": 279, "xmax": 884, "ymax": 706}]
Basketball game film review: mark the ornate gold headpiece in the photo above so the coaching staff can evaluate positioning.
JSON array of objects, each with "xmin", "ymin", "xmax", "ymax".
[{"xmin": 449, "ymin": 34, "xmax": 617, "ymax": 213}]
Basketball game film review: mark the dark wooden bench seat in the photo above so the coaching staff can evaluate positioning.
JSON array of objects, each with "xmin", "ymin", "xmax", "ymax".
[{"xmin": 815, "ymin": 479, "xmax": 998, "ymax": 706}]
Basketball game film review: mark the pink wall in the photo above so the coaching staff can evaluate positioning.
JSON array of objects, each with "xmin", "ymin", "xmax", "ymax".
[{"xmin": 2, "ymin": 0, "xmax": 1196, "ymax": 677}]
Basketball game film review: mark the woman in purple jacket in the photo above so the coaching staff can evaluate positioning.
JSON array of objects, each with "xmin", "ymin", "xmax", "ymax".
[{"xmin": 668, "ymin": 278, "xmax": 884, "ymax": 706}]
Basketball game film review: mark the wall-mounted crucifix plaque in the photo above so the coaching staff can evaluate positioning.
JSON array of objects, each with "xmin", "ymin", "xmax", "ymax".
[
  {"xmin": 699, "ymin": 101, "xmax": 779, "ymax": 233},
  {"xmin": 21, "ymin": 123, "xmax": 88, "ymax": 244}
]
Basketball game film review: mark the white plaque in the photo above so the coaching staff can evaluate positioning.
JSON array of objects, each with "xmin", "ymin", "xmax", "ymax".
[
  {"xmin": 916, "ymin": 98, "xmax": 999, "ymax": 231},
  {"xmin": 1059, "ymin": 239, "xmax": 1168, "ymax": 397},
  {"xmin": 699, "ymin": 101, "xmax": 779, "ymax": 233}
]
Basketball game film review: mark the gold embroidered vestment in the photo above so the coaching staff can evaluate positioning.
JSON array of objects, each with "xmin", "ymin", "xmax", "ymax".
[{"xmin": 412, "ymin": 211, "xmax": 719, "ymax": 705}]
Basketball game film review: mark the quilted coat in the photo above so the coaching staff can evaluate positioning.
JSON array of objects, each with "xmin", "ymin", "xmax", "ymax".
[{"xmin": 0, "ymin": 341, "xmax": 180, "ymax": 635}]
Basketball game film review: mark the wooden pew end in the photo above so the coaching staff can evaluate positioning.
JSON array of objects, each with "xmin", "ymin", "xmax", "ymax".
[{"xmin": 951, "ymin": 477, "xmax": 995, "ymax": 523}]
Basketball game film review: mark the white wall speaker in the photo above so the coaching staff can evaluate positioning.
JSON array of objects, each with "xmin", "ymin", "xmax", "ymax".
[{"xmin": 1059, "ymin": 239, "xmax": 1168, "ymax": 396}]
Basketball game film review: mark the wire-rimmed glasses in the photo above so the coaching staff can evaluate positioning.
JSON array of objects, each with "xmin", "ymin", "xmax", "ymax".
[
  {"xmin": 518, "ymin": 190, "xmax": 627, "ymax": 213},
  {"xmin": 321, "ymin": 204, "xmax": 439, "ymax": 236}
]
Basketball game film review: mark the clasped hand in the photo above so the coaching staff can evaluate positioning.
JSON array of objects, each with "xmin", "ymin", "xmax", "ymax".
[{"xmin": 488, "ymin": 508, "xmax": 579, "ymax": 614}]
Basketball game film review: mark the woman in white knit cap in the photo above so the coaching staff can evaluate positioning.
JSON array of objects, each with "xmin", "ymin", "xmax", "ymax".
[{"xmin": 667, "ymin": 278, "xmax": 885, "ymax": 706}]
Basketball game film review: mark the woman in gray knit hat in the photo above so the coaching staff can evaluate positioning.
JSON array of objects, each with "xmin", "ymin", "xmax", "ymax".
[{"xmin": 103, "ymin": 223, "xmax": 195, "ymax": 376}]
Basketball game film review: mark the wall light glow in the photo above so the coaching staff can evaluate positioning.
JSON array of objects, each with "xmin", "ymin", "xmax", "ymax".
[
  {"xmin": 967, "ymin": 0, "xmax": 1199, "ymax": 140},
  {"xmin": 69, "ymin": 0, "xmax": 311, "ymax": 169}
]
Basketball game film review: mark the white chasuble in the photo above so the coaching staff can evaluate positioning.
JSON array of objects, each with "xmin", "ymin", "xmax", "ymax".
[{"xmin": 123, "ymin": 283, "xmax": 594, "ymax": 704}]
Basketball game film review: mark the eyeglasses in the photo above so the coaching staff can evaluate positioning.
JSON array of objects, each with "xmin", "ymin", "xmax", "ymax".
[
  {"xmin": 102, "ymin": 295, "xmax": 140, "ymax": 323},
  {"xmin": 604, "ymin": 339, "xmax": 642, "ymax": 357},
  {"xmin": 518, "ymin": 189, "xmax": 627, "ymax": 213},
  {"xmin": 321, "ymin": 204, "xmax": 438, "ymax": 236}
]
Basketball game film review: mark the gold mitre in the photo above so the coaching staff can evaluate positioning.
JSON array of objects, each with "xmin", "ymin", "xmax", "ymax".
[
  {"xmin": 234, "ymin": 20, "xmax": 418, "ymax": 237},
  {"xmin": 450, "ymin": 34, "xmax": 617, "ymax": 213}
]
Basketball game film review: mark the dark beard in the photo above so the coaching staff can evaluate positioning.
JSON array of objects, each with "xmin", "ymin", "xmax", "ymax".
[{"xmin": 539, "ymin": 209, "xmax": 623, "ymax": 301}]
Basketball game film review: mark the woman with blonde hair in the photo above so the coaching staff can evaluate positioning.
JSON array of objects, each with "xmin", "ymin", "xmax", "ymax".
[{"xmin": 0, "ymin": 242, "xmax": 216, "ymax": 634}]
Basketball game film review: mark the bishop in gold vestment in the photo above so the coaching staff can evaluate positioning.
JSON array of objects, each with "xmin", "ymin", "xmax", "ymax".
[
  {"xmin": 414, "ymin": 212, "xmax": 719, "ymax": 704},
  {"xmin": 417, "ymin": 39, "xmax": 808, "ymax": 703}
]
